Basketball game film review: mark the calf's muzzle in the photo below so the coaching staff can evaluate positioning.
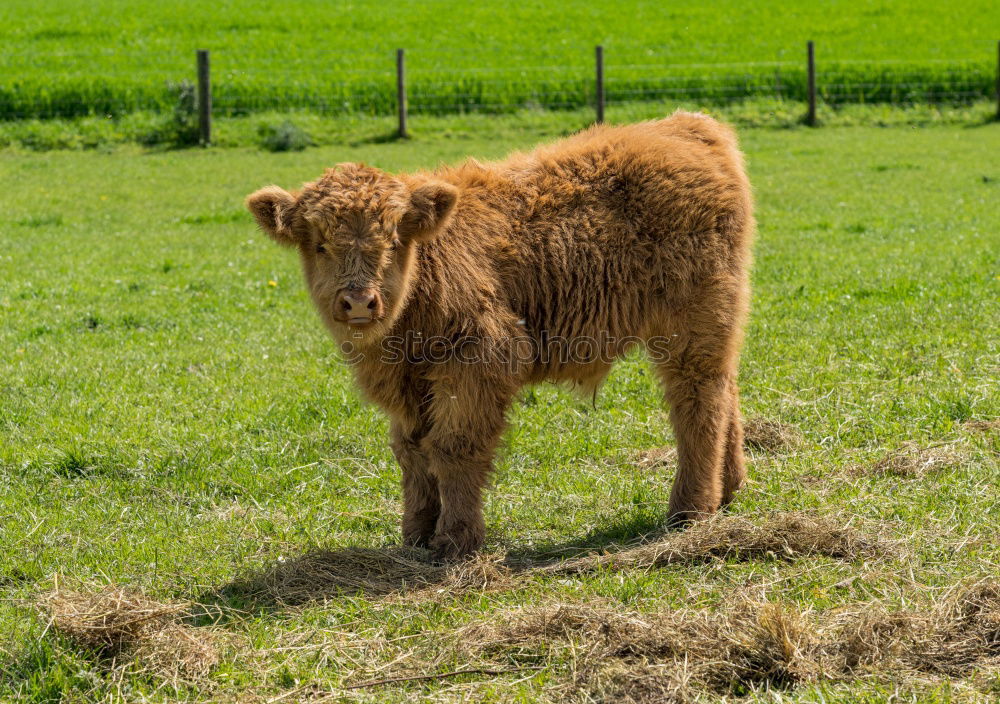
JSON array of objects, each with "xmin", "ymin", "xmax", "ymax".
[{"xmin": 335, "ymin": 287, "xmax": 382, "ymax": 325}]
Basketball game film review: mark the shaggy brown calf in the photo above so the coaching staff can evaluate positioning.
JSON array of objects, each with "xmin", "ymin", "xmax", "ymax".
[{"xmin": 246, "ymin": 112, "xmax": 754, "ymax": 560}]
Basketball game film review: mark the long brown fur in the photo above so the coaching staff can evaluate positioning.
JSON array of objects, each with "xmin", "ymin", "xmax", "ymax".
[{"xmin": 246, "ymin": 111, "xmax": 755, "ymax": 560}]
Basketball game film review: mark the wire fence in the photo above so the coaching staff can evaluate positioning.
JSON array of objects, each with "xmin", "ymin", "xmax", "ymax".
[{"xmin": 1, "ymin": 41, "xmax": 997, "ymax": 127}]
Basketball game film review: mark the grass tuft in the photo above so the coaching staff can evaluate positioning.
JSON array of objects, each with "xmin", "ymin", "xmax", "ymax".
[
  {"xmin": 14, "ymin": 214, "xmax": 64, "ymax": 228},
  {"xmin": 49, "ymin": 449, "xmax": 95, "ymax": 478},
  {"xmin": 258, "ymin": 121, "xmax": 314, "ymax": 152}
]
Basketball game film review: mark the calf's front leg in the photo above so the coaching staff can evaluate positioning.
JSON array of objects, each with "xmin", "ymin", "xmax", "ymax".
[
  {"xmin": 389, "ymin": 420, "xmax": 439, "ymax": 548},
  {"xmin": 421, "ymin": 374, "xmax": 512, "ymax": 561},
  {"xmin": 426, "ymin": 447, "xmax": 490, "ymax": 561}
]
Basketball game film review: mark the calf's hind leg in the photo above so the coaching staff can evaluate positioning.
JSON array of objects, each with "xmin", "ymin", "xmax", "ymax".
[
  {"xmin": 720, "ymin": 382, "xmax": 747, "ymax": 507},
  {"xmin": 654, "ymin": 330, "xmax": 743, "ymax": 525}
]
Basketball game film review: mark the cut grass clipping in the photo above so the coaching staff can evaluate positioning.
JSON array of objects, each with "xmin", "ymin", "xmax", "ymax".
[
  {"xmin": 637, "ymin": 416, "xmax": 800, "ymax": 468},
  {"xmin": 533, "ymin": 511, "xmax": 889, "ymax": 576},
  {"xmin": 221, "ymin": 548, "xmax": 514, "ymax": 604},
  {"xmin": 34, "ymin": 512, "xmax": 895, "ymax": 693},
  {"xmin": 220, "ymin": 512, "xmax": 891, "ymax": 607},
  {"xmin": 38, "ymin": 586, "xmax": 218, "ymax": 684},
  {"xmin": 743, "ymin": 417, "xmax": 802, "ymax": 453},
  {"xmin": 963, "ymin": 418, "xmax": 1000, "ymax": 434},
  {"xmin": 861, "ymin": 441, "xmax": 966, "ymax": 478},
  {"xmin": 466, "ymin": 580, "xmax": 1000, "ymax": 701}
]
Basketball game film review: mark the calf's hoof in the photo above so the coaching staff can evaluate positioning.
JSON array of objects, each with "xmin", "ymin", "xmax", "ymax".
[
  {"xmin": 665, "ymin": 504, "xmax": 718, "ymax": 530},
  {"xmin": 402, "ymin": 523, "xmax": 436, "ymax": 550},
  {"xmin": 403, "ymin": 531, "xmax": 432, "ymax": 549},
  {"xmin": 428, "ymin": 525, "xmax": 484, "ymax": 563},
  {"xmin": 720, "ymin": 477, "xmax": 747, "ymax": 509},
  {"xmin": 402, "ymin": 508, "xmax": 441, "ymax": 549}
]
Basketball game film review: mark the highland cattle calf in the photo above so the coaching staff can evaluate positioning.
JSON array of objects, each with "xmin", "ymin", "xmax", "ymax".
[{"xmin": 246, "ymin": 112, "xmax": 754, "ymax": 560}]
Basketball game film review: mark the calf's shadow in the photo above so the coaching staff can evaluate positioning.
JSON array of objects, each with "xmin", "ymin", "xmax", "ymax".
[{"xmin": 197, "ymin": 508, "xmax": 669, "ymax": 619}]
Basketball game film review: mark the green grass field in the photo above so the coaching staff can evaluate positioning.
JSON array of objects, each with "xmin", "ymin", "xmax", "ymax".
[
  {"xmin": 2, "ymin": 98, "xmax": 998, "ymax": 152},
  {"xmin": 1, "ymin": 119, "xmax": 999, "ymax": 702},
  {"xmin": 1, "ymin": 0, "xmax": 997, "ymax": 119}
]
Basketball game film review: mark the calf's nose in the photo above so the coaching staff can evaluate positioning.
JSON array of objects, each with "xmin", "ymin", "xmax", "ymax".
[{"xmin": 338, "ymin": 288, "xmax": 379, "ymax": 323}]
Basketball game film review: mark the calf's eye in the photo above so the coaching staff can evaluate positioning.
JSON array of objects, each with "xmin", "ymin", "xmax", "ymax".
[{"xmin": 315, "ymin": 243, "xmax": 326, "ymax": 254}]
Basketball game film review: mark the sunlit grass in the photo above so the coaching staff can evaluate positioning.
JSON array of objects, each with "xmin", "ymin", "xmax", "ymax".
[
  {"xmin": 0, "ymin": 121, "xmax": 998, "ymax": 701},
  {"xmin": 0, "ymin": 0, "xmax": 996, "ymax": 119}
]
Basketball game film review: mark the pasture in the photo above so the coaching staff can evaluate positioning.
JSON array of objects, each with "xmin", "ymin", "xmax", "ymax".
[
  {"xmin": 1, "ymin": 121, "xmax": 999, "ymax": 701},
  {"xmin": 1, "ymin": 0, "xmax": 997, "ymax": 118}
]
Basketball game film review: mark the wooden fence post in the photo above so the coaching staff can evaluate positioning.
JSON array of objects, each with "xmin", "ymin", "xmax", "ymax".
[
  {"xmin": 397, "ymin": 49, "xmax": 408, "ymax": 139},
  {"xmin": 196, "ymin": 49, "xmax": 211, "ymax": 146},
  {"xmin": 806, "ymin": 40, "xmax": 816, "ymax": 126},
  {"xmin": 595, "ymin": 45, "xmax": 605, "ymax": 124}
]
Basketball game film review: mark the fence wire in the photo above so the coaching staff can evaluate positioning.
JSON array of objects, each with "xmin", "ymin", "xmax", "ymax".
[{"xmin": 1, "ymin": 46, "xmax": 996, "ymax": 121}]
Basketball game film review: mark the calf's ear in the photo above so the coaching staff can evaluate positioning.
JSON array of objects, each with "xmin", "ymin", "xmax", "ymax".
[
  {"xmin": 399, "ymin": 181, "xmax": 458, "ymax": 242},
  {"xmin": 246, "ymin": 186, "xmax": 300, "ymax": 247}
]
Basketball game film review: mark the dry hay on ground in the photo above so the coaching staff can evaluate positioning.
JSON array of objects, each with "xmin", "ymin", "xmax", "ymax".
[
  {"xmin": 221, "ymin": 512, "xmax": 889, "ymax": 607},
  {"xmin": 832, "ymin": 580, "xmax": 1000, "ymax": 676},
  {"xmin": 466, "ymin": 601, "xmax": 820, "ymax": 698},
  {"xmin": 634, "ymin": 446, "xmax": 677, "ymax": 469},
  {"xmin": 464, "ymin": 580, "xmax": 1000, "ymax": 701},
  {"xmin": 963, "ymin": 418, "xmax": 1000, "ymax": 434},
  {"xmin": 533, "ymin": 511, "xmax": 891, "ymax": 576},
  {"xmin": 216, "ymin": 512, "xmax": 889, "ymax": 608},
  {"xmin": 29, "ymin": 513, "xmax": 891, "ymax": 690},
  {"xmin": 743, "ymin": 418, "xmax": 802, "ymax": 453},
  {"xmin": 223, "ymin": 547, "xmax": 513, "ymax": 606},
  {"xmin": 639, "ymin": 418, "xmax": 802, "ymax": 459},
  {"xmin": 38, "ymin": 585, "xmax": 218, "ymax": 682},
  {"xmin": 861, "ymin": 441, "xmax": 965, "ymax": 478}
]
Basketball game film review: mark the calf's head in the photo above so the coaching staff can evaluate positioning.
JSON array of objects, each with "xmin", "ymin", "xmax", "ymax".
[{"xmin": 246, "ymin": 163, "xmax": 457, "ymax": 342}]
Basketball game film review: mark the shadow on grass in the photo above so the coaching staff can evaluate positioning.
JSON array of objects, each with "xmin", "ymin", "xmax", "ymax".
[
  {"xmin": 192, "ymin": 506, "xmax": 663, "ymax": 616},
  {"xmin": 194, "ymin": 545, "xmax": 448, "ymax": 620},
  {"xmin": 349, "ymin": 130, "xmax": 408, "ymax": 146},
  {"xmin": 962, "ymin": 113, "xmax": 1000, "ymax": 129},
  {"xmin": 196, "ymin": 508, "xmax": 672, "ymax": 619},
  {"xmin": 194, "ymin": 509, "xmax": 888, "ymax": 621},
  {"xmin": 503, "ymin": 508, "xmax": 670, "ymax": 567}
]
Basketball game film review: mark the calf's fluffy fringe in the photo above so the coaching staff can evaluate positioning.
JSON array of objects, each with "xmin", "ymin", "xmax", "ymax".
[{"xmin": 247, "ymin": 112, "xmax": 755, "ymax": 558}]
